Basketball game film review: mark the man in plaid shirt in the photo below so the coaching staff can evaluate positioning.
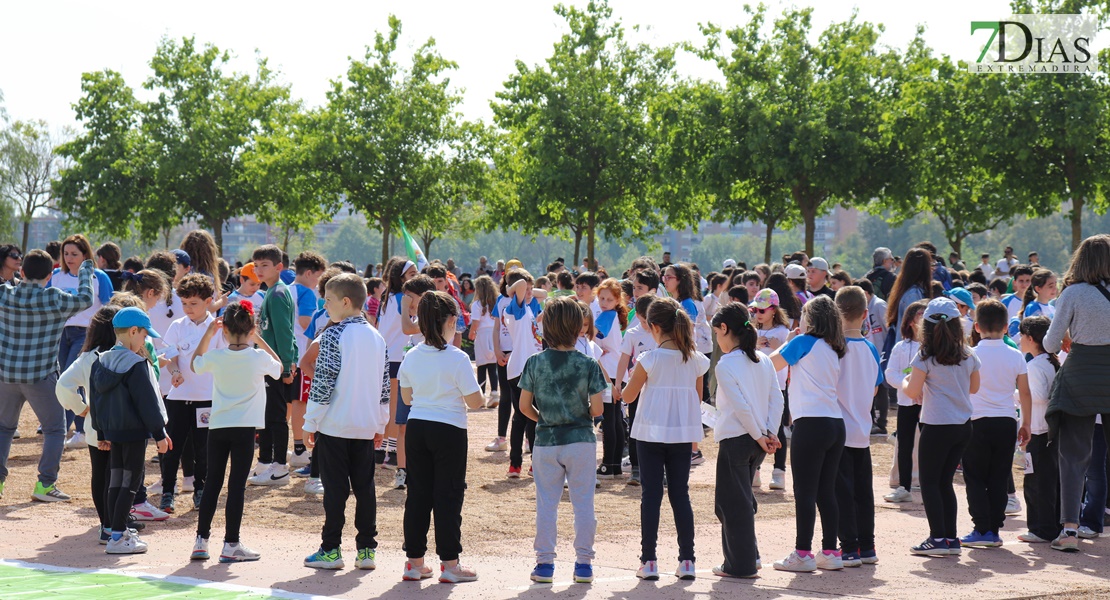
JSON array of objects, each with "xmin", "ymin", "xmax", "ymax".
[{"xmin": 0, "ymin": 250, "xmax": 94, "ymax": 502}]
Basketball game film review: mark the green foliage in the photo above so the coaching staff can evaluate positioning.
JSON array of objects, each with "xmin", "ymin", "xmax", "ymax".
[
  {"xmin": 689, "ymin": 231, "xmax": 804, "ymax": 272},
  {"xmin": 319, "ymin": 217, "xmax": 383, "ymax": 269},
  {"xmin": 1, "ymin": 120, "xmax": 67, "ymax": 250}
]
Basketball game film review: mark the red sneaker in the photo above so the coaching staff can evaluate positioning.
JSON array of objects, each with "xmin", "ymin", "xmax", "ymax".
[{"xmin": 507, "ymin": 466, "xmax": 522, "ymax": 479}]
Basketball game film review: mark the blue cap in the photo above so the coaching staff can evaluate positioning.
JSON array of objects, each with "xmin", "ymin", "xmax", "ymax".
[
  {"xmin": 944, "ymin": 287, "xmax": 974, "ymax": 308},
  {"xmin": 171, "ymin": 249, "xmax": 191, "ymax": 267},
  {"xmin": 112, "ymin": 307, "xmax": 161, "ymax": 339},
  {"xmin": 923, "ymin": 297, "xmax": 961, "ymax": 323}
]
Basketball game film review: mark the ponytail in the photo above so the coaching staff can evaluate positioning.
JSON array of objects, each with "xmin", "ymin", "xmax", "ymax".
[
  {"xmin": 1019, "ymin": 316, "xmax": 1060, "ymax": 371},
  {"xmin": 1022, "ymin": 269, "xmax": 1055, "ymax": 318},
  {"xmin": 647, "ymin": 297, "xmax": 696, "ymax": 361},
  {"xmin": 920, "ymin": 318, "xmax": 967, "ymax": 366},
  {"xmin": 712, "ymin": 302, "xmax": 760, "ymax": 363}
]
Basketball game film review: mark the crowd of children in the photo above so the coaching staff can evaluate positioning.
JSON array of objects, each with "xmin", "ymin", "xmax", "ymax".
[{"xmin": 2, "ymin": 230, "xmax": 1110, "ymax": 586}]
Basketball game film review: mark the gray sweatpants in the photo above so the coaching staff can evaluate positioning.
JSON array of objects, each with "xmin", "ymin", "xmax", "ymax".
[
  {"xmin": 1056, "ymin": 411, "xmax": 1110, "ymax": 524},
  {"xmin": 0, "ymin": 374, "xmax": 65, "ymax": 487},
  {"xmin": 533, "ymin": 442, "xmax": 597, "ymax": 564}
]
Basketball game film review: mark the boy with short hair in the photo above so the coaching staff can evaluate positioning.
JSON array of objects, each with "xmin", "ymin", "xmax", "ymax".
[
  {"xmin": 552, "ymin": 271, "xmax": 575, "ymax": 299},
  {"xmin": 833, "ymin": 286, "xmax": 883, "ymax": 567},
  {"xmin": 574, "ymin": 272, "xmax": 602, "ymax": 317},
  {"xmin": 1000, "ymin": 265, "xmax": 1034, "ymax": 319},
  {"xmin": 632, "ymin": 270, "xmax": 660, "ymax": 300},
  {"xmin": 91, "ymin": 307, "xmax": 170, "ymax": 554},
  {"xmin": 248, "ymin": 245, "xmax": 298, "ymax": 487},
  {"xmin": 289, "ymin": 252, "xmax": 326, "ymax": 469},
  {"xmin": 303, "ymin": 273, "xmax": 389, "ymax": 570}
]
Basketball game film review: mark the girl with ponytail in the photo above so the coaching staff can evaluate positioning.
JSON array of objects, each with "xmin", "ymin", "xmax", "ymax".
[
  {"xmin": 1008, "ymin": 269, "xmax": 1058, "ymax": 339},
  {"xmin": 1018, "ymin": 316, "xmax": 1061, "ymax": 544}
]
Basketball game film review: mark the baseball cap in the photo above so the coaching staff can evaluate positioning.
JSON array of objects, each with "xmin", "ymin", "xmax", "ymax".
[
  {"xmin": 239, "ymin": 262, "xmax": 261, "ymax": 284},
  {"xmin": 722, "ymin": 258, "xmax": 737, "ymax": 269},
  {"xmin": 505, "ymin": 259, "xmax": 524, "ymax": 271},
  {"xmin": 810, "ymin": 257, "xmax": 829, "ymax": 272},
  {"xmin": 749, "ymin": 289, "xmax": 780, "ymax": 310},
  {"xmin": 113, "ymin": 306, "xmax": 161, "ymax": 339},
  {"xmin": 944, "ymin": 287, "xmax": 974, "ymax": 308},
  {"xmin": 785, "ymin": 264, "xmax": 807, "ymax": 279},
  {"xmin": 923, "ymin": 297, "xmax": 961, "ymax": 323},
  {"xmin": 171, "ymin": 249, "xmax": 191, "ymax": 267},
  {"xmin": 873, "ymin": 247, "xmax": 893, "ymax": 264}
]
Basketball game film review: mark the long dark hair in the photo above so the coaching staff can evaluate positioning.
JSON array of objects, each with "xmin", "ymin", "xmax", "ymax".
[
  {"xmin": 82, "ymin": 306, "xmax": 121, "ymax": 354},
  {"xmin": 1021, "ymin": 269, "xmax": 1055, "ymax": 318},
  {"xmin": 764, "ymin": 273, "xmax": 800, "ymax": 323},
  {"xmin": 1020, "ymin": 316, "xmax": 1060, "ymax": 371},
  {"xmin": 712, "ymin": 302, "xmax": 759, "ymax": 363},
  {"xmin": 920, "ymin": 317, "xmax": 968, "ymax": 366},
  {"xmin": 665, "ymin": 263, "xmax": 697, "ymax": 302},
  {"xmin": 900, "ymin": 299, "xmax": 929, "ymax": 342},
  {"xmin": 417, "ymin": 291, "xmax": 458, "ymax": 350},
  {"xmin": 801, "ymin": 295, "xmax": 846, "ymax": 358},
  {"xmin": 646, "ymin": 297, "xmax": 696, "ymax": 361},
  {"xmin": 886, "ymin": 248, "xmax": 935, "ymax": 328},
  {"xmin": 381, "ymin": 256, "xmax": 411, "ymax": 315}
]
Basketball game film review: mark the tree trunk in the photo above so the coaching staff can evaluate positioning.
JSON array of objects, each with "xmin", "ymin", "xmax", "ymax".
[
  {"xmin": 1070, "ymin": 195, "xmax": 1085, "ymax": 251},
  {"xmin": 586, "ymin": 210, "xmax": 597, "ymax": 271},
  {"xmin": 949, "ymin": 233, "xmax": 964, "ymax": 257},
  {"xmin": 163, "ymin": 227, "xmax": 171, "ymax": 250},
  {"xmin": 572, "ymin": 228, "xmax": 583, "ymax": 269},
  {"xmin": 381, "ymin": 218, "xmax": 392, "ymax": 267},
  {"xmin": 424, "ymin": 237, "xmax": 435, "ymax": 260},
  {"xmin": 211, "ymin": 219, "xmax": 224, "ymax": 257},
  {"xmin": 795, "ymin": 189, "xmax": 819, "ymax": 257},
  {"xmin": 21, "ymin": 219, "xmax": 29, "ymax": 254},
  {"xmin": 763, "ymin": 217, "xmax": 776, "ymax": 264},
  {"xmin": 281, "ymin": 225, "xmax": 292, "ymax": 254}
]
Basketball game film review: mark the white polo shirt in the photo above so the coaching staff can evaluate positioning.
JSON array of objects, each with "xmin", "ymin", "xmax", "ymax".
[{"xmin": 164, "ymin": 312, "xmax": 227, "ymax": 401}]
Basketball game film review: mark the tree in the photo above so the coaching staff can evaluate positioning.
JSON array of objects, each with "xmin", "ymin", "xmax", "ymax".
[
  {"xmin": 1, "ymin": 120, "xmax": 70, "ymax": 250},
  {"xmin": 492, "ymin": 0, "xmax": 678, "ymax": 267}
]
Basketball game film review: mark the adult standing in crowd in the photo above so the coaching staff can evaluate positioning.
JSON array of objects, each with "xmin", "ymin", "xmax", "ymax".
[
  {"xmin": 883, "ymin": 247, "xmax": 935, "ymax": 356},
  {"xmin": 865, "ymin": 247, "xmax": 897, "ymax": 301},
  {"xmin": 0, "ymin": 250, "xmax": 95, "ymax": 502},
  {"xmin": 659, "ymin": 251, "xmax": 673, "ymax": 270},
  {"xmin": 977, "ymin": 253, "xmax": 995, "ymax": 281},
  {"xmin": 446, "ymin": 258, "xmax": 462, "ymax": 279},
  {"xmin": 0, "ymin": 245, "xmax": 21, "ymax": 286},
  {"xmin": 1028, "ymin": 251, "xmax": 1040, "ymax": 267},
  {"xmin": 948, "ymin": 252, "xmax": 967, "ymax": 272},
  {"xmin": 806, "ymin": 258, "xmax": 834, "ymax": 300},
  {"xmin": 475, "ymin": 257, "xmax": 494, "ymax": 279},
  {"xmin": 996, "ymin": 246, "xmax": 1018, "ymax": 281},
  {"xmin": 1044, "ymin": 234, "xmax": 1110, "ymax": 552}
]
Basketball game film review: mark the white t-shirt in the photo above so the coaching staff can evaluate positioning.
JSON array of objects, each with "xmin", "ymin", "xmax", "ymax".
[
  {"xmin": 777, "ymin": 335, "xmax": 842, "ymax": 419},
  {"xmin": 219, "ymin": 290, "xmax": 265, "ymax": 316},
  {"xmin": 493, "ymin": 296, "xmax": 514, "ymax": 352},
  {"xmin": 1027, "ymin": 353, "xmax": 1057, "ymax": 435},
  {"xmin": 193, "ymin": 348, "xmax": 281, "ymax": 428},
  {"xmin": 837, "ymin": 338, "xmax": 883, "ymax": 449},
  {"xmin": 378, "ymin": 293, "xmax": 408, "ymax": 363},
  {"xmin": 164, "ymin": 313, "xmax": 228, "ymax": 401},
  {"xmin": 398, "ymin": 344, "xmax": 481, "ymax": 430},
  {"xmin": 576, "ymin": 336, "xmax": 612, "ymax": 403},
  {"xmin": 594, "ymin": 310, "xmax": 623, "ymax": 379},
  {"xmin": 51, "ymin": 268, "xmax": 113, "ymax": 328},
  {"xmin": 970, "ymin": 339, "xmax": 1027, "ymax": 419},
  {"xmin": 756, "ymin": 325, "xmax": 791, "ymax": 390},
  {"xmin": 150, "ymin": 289, "xmax": 186, "ymax": 396},
  {"xmin": 631, "ymin": 348, "xmax": 711, "ymax": 443},
  {"xmin": 619, "ymin": 322, "xmax": 657, "ymax": 383},
  {"xmin": 713, "ymin": 351, "xmax": 784, "ymax": 442},
  {"xmin": 885, "ymin": 339, "xmax": 920, "ymax": 407},
  {"xmin": 995, "ymin": 257, "xmax": 1018, "ymax": 280},
  {"xmin": 505, "ymin": 296, "xmax": 544, "ymax": 380},
  {"xmin": 470, "ymin": 300, "xmax": 496, "ymax": 330}
]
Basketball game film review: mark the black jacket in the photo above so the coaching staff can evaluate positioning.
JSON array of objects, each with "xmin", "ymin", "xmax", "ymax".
[
  {"xmin": 90, "ymin": 345, "xmax": 167, "ymax": 443},
  {"xmin": 865, "ymin": 267, "xmax": 897, "ymax": 301}
]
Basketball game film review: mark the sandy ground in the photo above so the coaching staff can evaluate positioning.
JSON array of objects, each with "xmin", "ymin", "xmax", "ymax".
[{"xmin": 3, "ymin": 403, "xmax": 1110, "ymax": 599}]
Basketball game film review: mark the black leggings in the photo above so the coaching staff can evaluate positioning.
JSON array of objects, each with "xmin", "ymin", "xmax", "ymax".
[
  {"xmin": 403, "ymin": 419, "xmax": 468, "ymax": 561},
  {"xmin": 896, "ymin": 404, "xmax": 921, "ymax": 490},
  {"xmin": 836, "ymin": 446, "xmax": 875, "ymax": 554},
  {"xmin": 600, "ymin": 382, "xmax": 625, "ymax": 472},
  {"xmin": 258, "ymin": 376, "xmax": 291, "ymax": 466},
  {"xmin": 496, "ymin": 355, "xmax": 512, "ymax": 437},
  {"xmin": 918, "ymin": 421, "xmax": 972, "ymax": 539},
  {"xmin": 108, "ymin": 439, "xmax": 147, "ymax": 532},
  {"xmin": 476, "ymin": 364, "xmax": 498, "ymax": 393},
  {"xmin": 773, "ymin": 389, "xmax": 790, "ymax": 471},
  {"xmin": 963, "ymin": 417, "xmax": 1017, "ymax": 534},
  {"xmin": 161, "ymin": 400, "xmax": 210, "ymax": 494},
  {"xmin": 196, "ymin": 427, "xmax": 255, "ymax": 543},
  {"xmin": 790, "ymin": 417, "xmax": 845, "ymax": 551},
  {"xmin": 638, "ymin": 440, "xmax": 695, "ymax": 562},
  {"xmin": 508, "ymin": 376, "xmax": 536, "ymax": 469},
  {"xmin": 89, "ymin": 446, "xmax": 110, "ymax": 529}
]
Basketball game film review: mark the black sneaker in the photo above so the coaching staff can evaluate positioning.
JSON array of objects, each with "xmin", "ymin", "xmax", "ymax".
[
  {"xmin": 374, "ymin": 448, "xmax": 386, "ymax": 466},
  {"xmin": 910, "ymin": 537, "xmax": 949, "ymax": 556},
  {"xmin": 596, "ymin": 464, "xmax": 619, "ymax": 480},
  {"xmin": 151, "ymin": 454, "xmax": 161, "ymax": 464},
  {"xmin": 159, "ymin": 492, "xmax": 175, "ymax": 514},
  {"xmin": 126, "ymin": 514, "xmax": 146, "ymax": 531},
  {"xmin": 382, "ymin": 452, "xmax": 398, "ymax": 471}
]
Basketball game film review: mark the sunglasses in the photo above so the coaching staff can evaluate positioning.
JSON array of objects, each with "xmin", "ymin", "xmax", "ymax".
[
  {"xmin": 751, "ymin": 306, "xmax": 775, "ymax": 314},
  {"xmin": 8, "ymin": 254, "xmax": 21, "ymax": 260}
]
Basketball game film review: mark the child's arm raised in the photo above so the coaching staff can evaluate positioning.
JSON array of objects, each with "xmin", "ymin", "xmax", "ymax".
[
  {"xmin": 621, "ymin": 363, "xmax": 647, "ymax": 404},
  {"xmin": 253, "ymin": 328, "xmax": 281, "ymax": 366},
  {"xmin": 191, "ymin": 318, "xmax": 222, "ymax": 373}
]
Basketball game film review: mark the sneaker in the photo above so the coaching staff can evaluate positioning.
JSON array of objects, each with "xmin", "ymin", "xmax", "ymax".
[
  {"xmin": 1051, "ymin": 530, "xmax": 1079, "ymax": 552},
  {"xmin": 304, "ymin": 478, "xmax": 324, "ymax": 496},
  {"xmin": 884, "ymin": 487, "xmax": 912, "ymax": 503},
  {"xmin": 860, "ymin": 549, "xmax": 878, "ymax": 564},
  {"xmin": 0, "ymin": 480, "xmax": 4, "ymax": 499},
  {"xmin": 249, "ymin": 464, "xmax": 290, "ymax": 486},
  {"xmin": 64, "ymin": 432, "xmax": 86, "ymax": 450},
  {"xmin": 690, "ymin": 451, "xmax": 705, "ymax": 465},
  {"xmin": 485, "ymin": 437, "xmax": 508, "ymax": 452},
  {"xmin": 374, "ymin": 448, "xmax": 386, "ymax": 465},
  {"xmin": 220, "ymin": 542, "xmax": 261, "ymax": 563},
  {"xmin": 628, "ymin": 467, "xmax": 641, "ymax": 486},
  {"xmin": 147, "ymin": 479, "xmax": 163, "ymax": 495},
  {"xmin": 507, "ymin": 466, "xmax": 522, "ymax": 479},
  {"xmin": 523, "ymin": 439, "xmax": 531, "ymax": 454},
  {"xmin": 289, "ymin": 450, "xmax": 311, "ymax": 468},
  {"xmin": 382, "ymin": 452, "xmax": 398, "ymax": 470},
  {"xmin": 910, "ymin": 538, "xmax": 949, "ymax": 557},
  {"xmin": 1078, "ymin": 526, "xmax": 1099, "ymax": 539},
  {"xmin": 192, "ymin": 489, "xmax": 204, "ymax": 509},
  {"xmin": 182, "ymin": 476, "xmax": 195, "ymax": 493},
  {"xmin": 596, "ymin": 465, "xmax": 618, "ymax": 480},
  {"xmin": 752, "ymin": 470, "xmax": 762, "ymax": 488},
  {"xmin": 292, "ymin": 465, "xmax": 312, "ymax": 478},
  {"xmin": 842, "ymin": 551, "xmax": 862, "ymax": 567},
  {"xmin": 439, "ymin": 563, "xmax": 478, "ymax": 583},
  {"xmin": 530, "ymin": 563, "xmax": 555, "ymax": 583},
  {"xmin": 105, "ymin": 530, "xmax": 148, "ymax": 554},
  {"xmin": 395, "ymin": 469, "xmax": 407, "ymax": 490},
  {"xmin": 159, "ymin": 492, "xmax": 175, "ymax": 514},
  {"xmin": 484, "ymin": 394, "xmax": 500, "ymax": 409},
  {"xmin": 961, "ymin": 530, "xmax": 1002, "ymax": 548},
  {"xmin": 12, "ymin": 429, "xmax": 19, "ymax": 439},
  {"xmin": 770, "ymin": 468, "xmax": 786, "ymax": 490},
  {"xmin": 150, "ymin": 454, "xmax": 160, "ymax": 464},
  {"xmin": 31, "ymin": 482, "xmax": 71, "ymax": 502},
  {"xmin": 816, "ymin": 550, "xmax": 843, "ymax": 570},
  {"xmin": 676, "ymin": 559, "xmax": 696, "ymax": 580},
  {"xmin": 127, "ymin": 515, "xmax": 145, "ymax": 532},
  {"xmin": 621, "ymin": 456, "xmax": 632, "ymax": 469},
  {"xmin": 191, "ymin": 536, "xmax": 209, "ymax": 560},
  {"xmin": 636, "ymin": 560, "xmax": 660, "ymax": 580},
  {"xmin": 304, "ymin": 547, "xmax": 344, "ymax": 569},
  {"xmin": 948, "ymin": 539, "xmax": 962, "ymax": 556},
  {"xmin": 1005, "ymin": 495, "xmax": 1022, "ymax": 515},
  {"xmin": 573, "ymin": 562, "xmax": 593, "ymax": 583},
  {"xmin": 403, "ymin": 561, "xmax": 434, "ymax": 580},
  {"xmin": 1018, "ymin": 532, "xmax": 1050, "ymax": 543},
  {"xmin": 355, "ymin": 547, "xmax": 376, "ymax": 570},
  {"xmin": 131, "ymin": 501, "xmax": 169, "ymax": 521},
  {"xmin": 712, "ymin": 564, "xmax": 758, "ymax": 578},
  {"xmin": 773, "ymin": 551, "xmax": 816, "ymax": 572},
  {"xmin": 251, "ymin": 462, "xmax": 271, "ymax": 476}
]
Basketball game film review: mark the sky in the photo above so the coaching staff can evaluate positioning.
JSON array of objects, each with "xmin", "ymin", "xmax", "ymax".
[{"xmin": 0, "ymin": 0, "xmax": 1065, "ymax": 130}]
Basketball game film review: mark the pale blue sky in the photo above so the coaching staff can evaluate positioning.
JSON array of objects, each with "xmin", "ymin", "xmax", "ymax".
[{"xmin": 0, "ymin": 0, "xmax": 1040, "ymax": 130}]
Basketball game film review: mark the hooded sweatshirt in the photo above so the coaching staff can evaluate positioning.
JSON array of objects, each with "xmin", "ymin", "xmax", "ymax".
[{"xmin": 90, "ymin": 345, "xmax": 167, "ymax": 443}]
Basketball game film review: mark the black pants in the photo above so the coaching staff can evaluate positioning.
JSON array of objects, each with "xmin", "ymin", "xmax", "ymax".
[
  {"xmin": 638, "ymin": 440, "xmax": 695, "ymax": 562},
  {"xmin": 716, "ymin": 435, "xmax": 763, "ymax": 576},
  {"xmin": 963, "ymin": 417, "xmax": 1018, "ymax": 534},
  {"xmin": 896, "ymin": 404, "xmax": 921, "ymax": 490},
  {"xmin": 836, "ymin": 446, "xmax": 875, "ymax": 553},
  {"xmin": 89, "ymin": 445, "xmax": 111, "ymax": 529},
  {"xmin": 316, "ymin": 432, "xmax": 377, "ymax": 551},
  {"xmin": 476, "ymin": 364, "xmax": 498, "ymax": 393},
  {"xmin": 1024, "ymin": 433, "xmax": 1061, "ymax": 541},
  {"xmin": 773, "ymin": 389, "xmax": 790, "ymax": 471},
  {"xmin": 601, "ymin": 385, "xmax": 625, "ymax": 473},
  {"xmin": 496, "ymin": 355, "xmax": 512, "ymax": 437},
  {"xmin": 919, "ymin": 421, "xmax": 972, "ymax": 539},
  {"xmin": 258, "ymin": 376, "xmax": 291, "ymax": 465},
  {"xmin": 508, "ymin": 376, "xmax": 536, "ymax": 469},
  {"xmin": 108, "ymin": 439, "xmax": 147, "ymax": 532},
  {"xmin": 790, "ymin": 417, "xmax": 845, "ymax": 551},
  {"xmin": 628, "ymin": 400, "xmax": 639, "ymax": 468},
  {"xmin": 161, "ymin": 400, "xmax": 210, "ymax": 494},
  {"xmin": 197, "ymin": 427, "xmax": 255, "ymax": 543},
  {"xmin": 403, "ymin": 419, "xmax": 468, "ymax": 561},
  {"xmin": 871, "ymin": 387, "xmax": 888, "ymax": 430}
]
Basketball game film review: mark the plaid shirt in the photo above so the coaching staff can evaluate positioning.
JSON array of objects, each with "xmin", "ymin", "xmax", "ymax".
[{"xmin": 0, "ymin": 260, "xmax": 95, "ymax": 383}]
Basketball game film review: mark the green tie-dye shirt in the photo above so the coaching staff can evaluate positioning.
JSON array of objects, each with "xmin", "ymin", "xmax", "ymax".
[{"xmin": 518, "ymin": 349, "xmax": 608, "ymax": 447}]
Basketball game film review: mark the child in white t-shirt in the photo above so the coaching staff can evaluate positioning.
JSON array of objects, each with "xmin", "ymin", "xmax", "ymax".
[
  {"xmin": 750, "ymin": 289, "xmax": 791, "ymax": 490},
  {"xmin": 504, "ymin": 270, "xmax": 544, "ymax": 477},
  {"xmin": 883, "ymin": 299, "xmax": 929, "ymax": 503},
  {"xmin": 594, "ymin": 279, "xmax": 627, "ymax": 479},
  {"xmin": 613, "ymin": 295, "xmax": 658, "ymax": 485},
  {"xmin": 1017, "ymin": 316, "xmax": 1061, "ymax": 544}
]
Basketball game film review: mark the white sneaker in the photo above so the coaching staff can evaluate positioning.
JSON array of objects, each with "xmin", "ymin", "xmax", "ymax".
[
  {"xmin": 249, "ymin": 464, "xmax": 290, "ymax": 486},
  {"xmin": 252, "ymin": 462, "xmax": 271, "ymax": 476},
  {"xmin": 676, "ymin": 560, "xmax": 696, "ymax": 580},
  {"xmin": 752, "ymin": 470, "xmax": 762, "ymax": 489},
  {"xmin": 181, "ymin": 476, "xmax": 195, "ymax": 493},
  {"xmin": 884, "ymin": 486, "xmax": 912, "ymax": 503},
  {"xmin": 304, "ymin": 478, "xmax": 324, "ymax": 496},
  {"xmin": 636, "ymin": 560, "xmax": 659, "ymax": 580},
  {"xmin": 147, "ymin": 480, "xmax": 163, "ymax": 495},
  {"xmin": 773, "ymin": 551, "xmax": 816, "ymax": 572},
  {"xmin": 131, "ymin": 500, "xmax": 169, "ymax": 521},
  {"xmin": 289, "ymin": 450, "xmax": 311, "ymax": 468},
  {"xmin": 64, "ymin": 432, "xmax": 86, "ymax": 450},
  {"xmin": 191, "ymin": 535, "xmax": 209, "ymax": 560},
  {"xmin": 220, "ymin": 541, "xmax": 261, "ymax": 563},
  {"xmin": 1005, "ymin": 495, "xmax": 1022, "ymax": 515},
  {"xmin": 105, "ymin": 530, "xmax": 148, "ymax": 554},
  {"xmin": 815, "ymin": 550, "xmax": 843, "ymax": 570},
  {"xmin": 485, "ymin": 437, "xmax": 507, "ymax": 452},
  {"xmin": 770, "ymin": 468, "xmax": 786, "ymax": 490},
  {"xmin": 1078, "ymin": 526, "xmax": 1099, "ymax": 539}
]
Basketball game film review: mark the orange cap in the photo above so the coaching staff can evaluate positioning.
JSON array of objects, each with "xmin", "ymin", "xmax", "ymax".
[{"xmin": 239, "ymin": 262, "xmax": 261, "ymax": 283}]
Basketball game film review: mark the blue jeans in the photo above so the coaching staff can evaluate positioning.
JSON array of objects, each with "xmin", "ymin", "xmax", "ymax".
[
  {"xmin": 58, "ymin": 326, "xmax": 87, "ymax": 434},
  {"xmin": 0, "ymin": 373, "xmax": 65, "ymax": 486},
  {"xmin": 1081, "ymin": 424, "xmax": 1108, "ymax": 532}
]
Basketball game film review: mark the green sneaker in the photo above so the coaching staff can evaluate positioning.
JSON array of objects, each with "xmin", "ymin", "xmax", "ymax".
[
  {"xmin": 32, "ymin": 482, "xmax": 71, "ymax": 502},
  {"xmin": 356, "ymin": 547, "xmax": 376, "ymax": 570},
  {"xmin": 0, "ymin": 479, "xmax": 5, "ymax": 499},
  {"xmin": 304, "ymin": 547, "xmax": 344, "ymax": 570}
]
